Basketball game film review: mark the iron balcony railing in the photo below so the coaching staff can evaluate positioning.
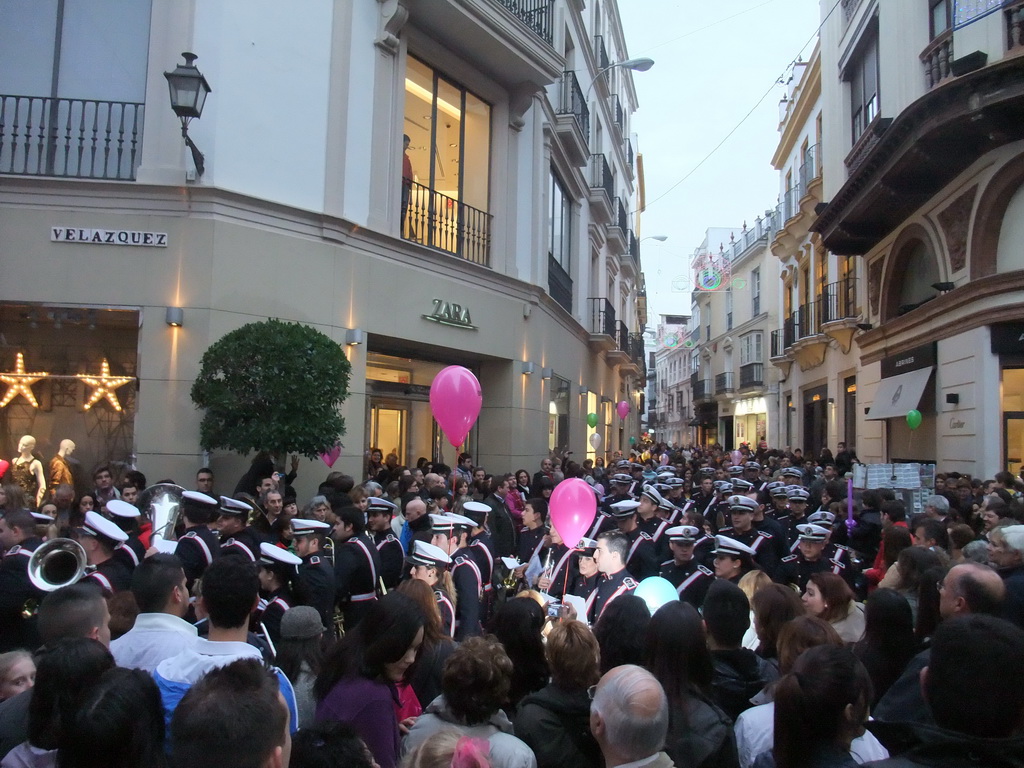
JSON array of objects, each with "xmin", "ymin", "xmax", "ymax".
[
  {"xmin": 625, "ymin": 137, "xmax": 634, "ymax": 172},
  {"xmin": 612, "ymin": 94, "xmax": 624, "ymax": 134},
  {"xmin": 548, "ymin": 254, "xmax": 572, "ymax": 312},
  {"xmin": 589, "ymin": 154, "xmax": 614, "ymax": 201},
  {"xmin": 821, "ymin": 279, "xmax": 857, "ymax": 323},
  {"xmin": 403, "ymin": 179, "xmax": 492, "ymax": 266},
  {"xmin": 628, "ymin": 230, "xmax": 639, "ymax": 267},
  {"xmin": 628, "ymin": 332, "xmax": 645, "ymax": 364},
  {"xmin": 771, "ymin": 329, "xmax": 785, "ymax": 358},
  {"xmin": 715, "ymin": 372, "xmax": 735, "ymax": 393},
  {"xmin": 0, "ymin": 95, "xmax": 144, "ymax": 180},
  {"xmin": 779, "ymin": 184, "xmax": 802, "ymax": 223},
  {"xmin": 740, "ymin": 363, "xmax": 764, "ymax": 388},
  {"xmin": 614, "ymin": 320, "xmax": 630, "ymax": 354},
  {"xmin": 798, "ymin": 143, "xmax": 820, "ymax": 190},
  {"xmin": 693, "ymin": 379, "xmax": 712, "ymax": 401},
  {"xmin": 587, "ymin": 297, "xmax": 616, "ymax": 337},
  {"xmin": 557, "ymin": 71, "xmax": 590, "ymax": 137},
  {"xmin": 594, "ymin": 34, "xmax": 610, "ymax": 70},
  {"xmin": 612, "ymin": 197, "xmax": 628, "ymax": 234},
  {"xmin": 496, "ymin": 0, "xmax": 554, "ymax": 44}
]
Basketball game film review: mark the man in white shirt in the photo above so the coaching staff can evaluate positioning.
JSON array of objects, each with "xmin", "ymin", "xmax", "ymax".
[
  {"xmin": 154, "ymin": 557, "xmax": 298, "ymax": 733},
  {"xmin": 590, "ymin": 665, "xmax": 673, "ymax": 768},
  {"xmin": 110, "ymin": 553, "xmax": 196, "ymax": 672}
]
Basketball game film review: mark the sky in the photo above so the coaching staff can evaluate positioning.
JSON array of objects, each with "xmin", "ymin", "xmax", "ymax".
[{"xmin": 618, "ymin": 0, "xmax": 821, "ymax": 323}]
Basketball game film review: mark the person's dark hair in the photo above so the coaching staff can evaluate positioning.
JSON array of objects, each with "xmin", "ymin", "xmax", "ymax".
[
  {"xmin": 861, "ymin": 490, "xmax": 884, "ymax": 510},
  {"xmin": 702, "ymin": 579, "xmax": 751, "ymax": 647},
  {"xmin": 3, "ymin": 508, "xmax": 35, "ymax": 535},
  {"xmin": 130, "ymin": 553, "xmax": 185, "ymax": 613},
  {"xmin": 200, "ymin": 558, "xmax": 259, "ymax": 630},
  {"xmin": 491, "ymin": 598, "xmax": 548, "ymax": 707},
  {"xmin": 752, "ymin": 584, "xmax": 805, "ymax": 660},
  {"xmin": 882, "ymin": 526, "xmax": 913, "ymax": 569},
  {"xmin": 395, "ymin": 579, "xmax": 445, "ymax": 647},
  {"xmin": 597, "ymin": 530, "xmax": 629, "ymax": 564},
  {"xmin": 916, "ymin": 565, "xmax": 945, "ymax": 642},
  {"xmin": 881, "ymin": 499, "xmax": 907, "ymax": 524},
  {"xmin": 774, "ymin": 646, "xmax": 872, "ymax": 768},
  {"xmin": 823, "ymin": 481, "xmax": 845, "ymax": 502},
  {"xmin": 915, "ymin": 518, "xmax": 949, "ymax": 550},
  {"xmin": 290, "ymin": 721, "xmax": 375, "ymax": 768},
  {"xmin": 927, "ymin": 614, "xmax": 1024, "ymax": 737},
  {"xmin": 776, "ymin": 616, "xmax": 843, "ymax": 674},
  {"xmin": 948, "ymin": 523, "xmax": 976, "ymax": 552},
  {"xmin": 336, "ymin": 506, "xmax": 366, "ymax": 536},
  {"xmin": 853, "ymin": 589, "xmax": 917, "ymax": 706},
  {"xmin": 92, "ymin": 465, "xmax": 113, "ymax": 482},
  {"xmin": 28, "ymin": 638, "xmax": 115, "ymax": 750},
  {"xmin": 643, "ymin": 601, "xmax": 714, "ymax": 707},
  {"xmin": 594, "ymin": 595, "xmax": 651, "ymax": 674},
  {"xmin": 895, "ymin": 546, "xmax": 943, "ymax": 594},
  {"xmin": 57, "ymin": 667, "xmax": 166, "ymax": 768},
  {"xmin": 275, "ymin": 629, "xmax": 326, "ymax": 687},
  {"xmin": 170, "ymin": 659, "xmax": 288, "ymax": 768},
  {"xmin": 442, "ymin": 636, "xmax": 512, "ymax": 725},
  {"xmin": 808, "ymin": 573, "xmax": 855, "ymax": 624},
  {"xmin": 315, "ymin": 592, "xmax": 425, "ymax": 701},
  {"xmin": 37, "ymin": 582, "xmax": 107, "ymax": 644},
  {"xmin": 525, "ymin": 497, "xmax": 548, "ymax": 523},
  {"xmin": 545, "ymin": 620, "xmax": 600, "ymax": 690}
]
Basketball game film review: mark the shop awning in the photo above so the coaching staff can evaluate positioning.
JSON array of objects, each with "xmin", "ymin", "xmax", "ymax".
[
  {"xmin": 688, "ymin": 418, "xmax": 699, "ymax": 427},
  {"xmin": 866, "ymin": 367, "xmax": 933, "ymax": 420}
]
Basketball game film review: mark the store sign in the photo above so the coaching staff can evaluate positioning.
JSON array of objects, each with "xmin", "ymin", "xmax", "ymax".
[
  {"xmin": 423, "ymin": 299, "xmax": 477, "ymax": 330},
  {"xmin": 51, "ymin": 227, "xmax": 168, "ymax": 247},
  {"xmin": 881, "ymin": 342, "xmax": 936, "ymax": 379}
]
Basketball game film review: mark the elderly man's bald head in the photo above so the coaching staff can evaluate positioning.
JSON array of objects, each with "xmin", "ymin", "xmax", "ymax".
[
  {"xmin": 939, "ymin": 562, "xmax": 1005, "ymax": 619},
  {"xmin": 404, "ymin": 497, "xmax": 427, "ymax": 522},
  {"xmin": 590, "ymin": 665, "xmax": 668, "ymax": 764}
]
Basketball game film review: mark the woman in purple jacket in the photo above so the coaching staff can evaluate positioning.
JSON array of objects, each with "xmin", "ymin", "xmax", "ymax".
[{"xmin": 314, "ymin": 592, "xmax": 425, "ymax": 768}]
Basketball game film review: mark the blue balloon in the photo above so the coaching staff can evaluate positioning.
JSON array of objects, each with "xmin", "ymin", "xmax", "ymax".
[{"xmin": 634, "ymin": 576, "xmax": 679, "ymax": 615}]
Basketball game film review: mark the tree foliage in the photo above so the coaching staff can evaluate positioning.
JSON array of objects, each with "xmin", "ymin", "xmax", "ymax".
[{"xmin": 190, "ymin": 319, "xmax": 350, "ymax": 458}]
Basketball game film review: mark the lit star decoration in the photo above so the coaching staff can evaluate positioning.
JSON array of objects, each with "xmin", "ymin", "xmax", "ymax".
[
  {"xmin": 77, "ymin": 359, "xmax": 133, "ymax": 412},
  {"xmin": 0, "ymin": 352, "xmax": 49, "ymax": 408}
]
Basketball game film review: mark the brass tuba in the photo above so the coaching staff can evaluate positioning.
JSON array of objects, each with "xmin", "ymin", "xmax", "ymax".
[
  {"xmin": 139, "ymin": 483, "xmax": 186, "ymax": 551},
  {"xmin": 239, "ymin": 493, "xmax": 272, "ymax": 535},
  {"xmin": 27, "ymin": 538, "xmax": 88, "ymax": 592}
]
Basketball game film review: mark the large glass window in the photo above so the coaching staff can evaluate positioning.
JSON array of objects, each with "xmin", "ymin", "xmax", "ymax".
[
  {"xmin": 848, "ymin": 29, "xmax": 879, "ymax": 144},
  {"xmin": 549, "ymin": 172, "xmax": 572, "ymax": 271},
  {"xmin": 740, "ymin": 332, "xmax": 763, "ymax": 365},
  {"xmin": 403, "ymin": 57, "xmax": 492, "ymax": 264},
  {"xmin": 751, "ymin": 268, "xmax": 761, "ymax": 316}
]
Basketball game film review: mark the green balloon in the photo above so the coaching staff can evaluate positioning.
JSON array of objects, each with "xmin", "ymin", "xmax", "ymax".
[
  {"xmin": 629, "ymin": 436, "xmax": 637, "ymax": 445},
  {"xmin": 906, "ymin": 409, "xmax": 922, "ymax": 430},
  {"xmin": 587, "ymin": 412, "xmax": 599, "ymax": 429}
]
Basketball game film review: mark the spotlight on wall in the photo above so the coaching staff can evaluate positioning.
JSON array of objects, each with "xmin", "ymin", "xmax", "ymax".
[
  {"xmin": 541, "ymin": 367, "xmax": 553, "ymax": 380},
  {"xmin": 345, "ymin": 328, "xmax": 365, "ymax": 346},
  {"xmin": 827, "ymin": 398, "xmax": 835, "ymax": 405},
  {"xmin": 932, "ymin": 282, "xmax": 955, "ymax": 292},
  {"xmin": 855, "ymin": 323, "xmax": 873, "ymax": 331},
  {"xmin": 165, "ymin": 307, "xmax": 184, "ymax": 327},
  {"xmin": 579, "ymin": 386, "xmax": 589, "ymax": 395},
  {"xmin": 521, "ymin": 362, "xmax": 535, "ymax": 375},
  {"xmin": 946, "ymin": 393, "xmax": 960, "ymax": 405}
]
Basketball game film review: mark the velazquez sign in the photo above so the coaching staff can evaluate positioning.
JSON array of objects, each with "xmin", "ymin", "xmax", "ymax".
[{"xmin": 50, "ymin": 227, "xmax": 168, "ymax": 247}]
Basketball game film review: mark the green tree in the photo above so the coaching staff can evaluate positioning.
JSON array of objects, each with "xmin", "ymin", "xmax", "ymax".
[{"xmin": 190, "ymin": 319, "xmax": 350, "ymax": 458}]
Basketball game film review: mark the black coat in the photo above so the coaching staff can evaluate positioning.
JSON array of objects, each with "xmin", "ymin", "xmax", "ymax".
[
  {"xmin": 665, "ymin": 690, "xmax": 739, "ymax": 768},
  {"xmin": 710, "ymin": 648, "xmax": 779, "ymax": 722},
  {"xmin": 515, "ymin": 684, "xmax": 602, "ymax": 768},
  {"xmin": 485, "ymin": 493, "xmax": 517, "ymax": 558}
]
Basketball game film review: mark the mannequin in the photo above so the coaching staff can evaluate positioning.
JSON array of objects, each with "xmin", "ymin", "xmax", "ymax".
[
  {"xmin": 48, "ymin": 439, "xmax": 76, "ymax": 491},
  {"xmin": 11, "ymin": 435, "xmax": 46, "ymax": 508}
]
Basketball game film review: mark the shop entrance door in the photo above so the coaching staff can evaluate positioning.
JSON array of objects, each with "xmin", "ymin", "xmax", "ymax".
[
  {"xmin": 369, "ymin": 403, "xmax": 408, "ymax": 467},
  {"xmin": 1005, "ymin": 412, "xmax": 1024, "ymax": 475}
]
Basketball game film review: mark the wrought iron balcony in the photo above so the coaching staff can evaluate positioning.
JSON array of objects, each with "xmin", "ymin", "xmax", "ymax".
[
  {"xmin": 715, "ymin": 372, "xmax": 735, "ymax": 393},
  {"xmin": 0, "ymin": 95, "xmax": 144, "ymax": 180},
  {"xmin": 771, "ymin": 329, "xmax": 786, "ymax": 358},
  {"xmin": 403, "ymin": 179, "xmax": 492, "ymax": 266},
  {"xmin": 820, "ymin": 279, "xmax": 857, "ymax": 323},
  {"xmin": 625, "ymin": 137, "xmax": 634, "ymax": 173},
  {"xmin": 587, "ymin": 297, "xmax": 616, "ymax": 337},
  {"xmin": 594, "ymin": 34, "xmax": 610, "ymax": 70},
  {"xmin": 740, "ymin": 362, "xmax": 764, "ymax": 388},
  {"xmin": 548, "ymin": 254, "xmax": 572, "ymax": 312},
  {"xmin": 627, "ymin": 230, "xmax": 639, "ymax": 268},
  {"xmin": 798, "ymin": 143, "xmax": 820, "ymax": 190},
  {"xmin": 556, "ymin": 71, "xmax": 590, "ymax": 137},
  {"xmin": 612, "ymin": 94, "xmax": 624, "ymax": 134},
  {"xmin": 693, "ymin": 379, "xmax": 713, "ymax": 401},
  {"xmin": 496, "ymin": 0, "xmax": 554, "ymax": 44}
]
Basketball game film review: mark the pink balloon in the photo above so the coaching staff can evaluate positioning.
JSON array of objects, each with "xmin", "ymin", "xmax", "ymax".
[
  {"xmin": 549, "ymin": 478, "xmax": 597, "ymax": 549},
  {"xmin": 429, "ymin": 365, "xmax": 483, "ymax": 449},
  {"xmin": 319, "ymin": 444, "xmax": 341, "ymax": 468},
  {"xmin": 616, "ymin": 400, "xmax": 630, "ymax": 420}
]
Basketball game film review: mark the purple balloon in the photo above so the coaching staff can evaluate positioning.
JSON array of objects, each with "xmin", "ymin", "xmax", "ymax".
[{"xmin": 429, "ymin": 366, "xmax": 483, "ymax": 448}]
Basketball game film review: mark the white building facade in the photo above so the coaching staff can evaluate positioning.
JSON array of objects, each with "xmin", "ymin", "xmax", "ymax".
[{"xmin": 0, "ymin": 0, "xmax": 649, "ymax": 495}]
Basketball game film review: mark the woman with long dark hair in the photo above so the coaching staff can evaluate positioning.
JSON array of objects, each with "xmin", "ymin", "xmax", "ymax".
[
  {"xmin": 852, "ymin": 588, "xmax": 917, "ymax": 707},
  {"xmin": 396, "ymin": 578, "xmax": 455, "ymax": 710},
  {"xmin": 770, "ymin": 646, "xmax": 873, "ymax": 768},
  {"xmin": 314, "ymin": 592, "xmax": 425, "ymax": 768},
  {"xmin": 643, "ymin": 601, "xmax": 737, "ymax": 768},
  {"xmin": 275, "ymin": 606, "xmax": 328, "ymax": 728},
  {"xmin": 593, "ymin": 594, "xmax": 650, "ymax": 674},
  {"xmin": 802, "ymin": 573, "xmax": 864, "ymax": 643},
  {"xmin": 491, "ymin": 597, "xmax": 548, "ymax": 709}
]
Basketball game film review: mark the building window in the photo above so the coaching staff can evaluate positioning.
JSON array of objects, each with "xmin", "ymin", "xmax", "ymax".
[
  {"xmin": 549, "ymin": 172, "xmax": 572, "ymax": 271},
  {"xmin": 847, "ymin": 28, "xmax": 879, "ymax": 144},
  {"xmin": 751, "ymin": 268, "xmax": 761, "ymax": 316},
  {"xmin": 930, "ymin": 0, "xmax": 951, "ymax": 38},
  {"xmin": 403, "ymin": 56, "xmax": 492, "ymax": 265},
  {"xmin": 725, "ymin": 290, "xmax": 733, "ymax": 331},
  {"xmin": 740, "ymin": 332, "xmax": 763, "ymax": 365}
]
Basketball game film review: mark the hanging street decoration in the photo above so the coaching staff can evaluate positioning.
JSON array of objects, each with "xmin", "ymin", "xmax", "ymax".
[
  {"xmin": 0, "ymin": 353, "xmax": 50, "ymax": 408},
  {"xmin": 78, "ymin": 359, "xmax": 133, "ymax": 412}
]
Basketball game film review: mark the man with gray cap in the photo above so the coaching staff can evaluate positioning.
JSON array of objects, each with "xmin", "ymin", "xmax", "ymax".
[{"xmin": 590, "ymin": 665, "xmax": 673, "ymax": 768}]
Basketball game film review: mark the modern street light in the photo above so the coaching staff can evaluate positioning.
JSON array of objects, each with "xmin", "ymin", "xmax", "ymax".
[
  {"xmin": 164, "ymin": 52, "xmax": 212, "ymax": 176},
  {"xmin": 641, "ymin": 235, "xmax": 669, "ymax": 243},
  {"xmin": 585, "ymin": 57, "xmax": 655, "ymax": 101}
]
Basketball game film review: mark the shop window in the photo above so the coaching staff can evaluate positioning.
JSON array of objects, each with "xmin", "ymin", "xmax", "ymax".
[
  {"xmin": 548, "ymin": 171, "xmax": 573, "ymax": 312},
  {"xmin": 549, "ymin": 376, "xmax": 570, "ymax": 453},
  {"xmin": 0, "ymin": 303, "xmax": 139, "ymax": 494},
  {"xmin": 402, "ymin": 56, "xmax": 492, "ymax": 265}
]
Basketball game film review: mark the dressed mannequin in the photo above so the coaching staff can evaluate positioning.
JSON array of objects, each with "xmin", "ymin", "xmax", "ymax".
[
  {"xmin": 11, "ymin": 435, "xmax": 46, "ymax": 509},
  {"xmin": 48, "ymin": 439, "xmax": 76, "ymax": 491}
]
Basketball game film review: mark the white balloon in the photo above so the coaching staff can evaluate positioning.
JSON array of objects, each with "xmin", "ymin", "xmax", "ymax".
[{"xmin": 589, "ymin": 432, "xmax": 602, "ymax": 450}]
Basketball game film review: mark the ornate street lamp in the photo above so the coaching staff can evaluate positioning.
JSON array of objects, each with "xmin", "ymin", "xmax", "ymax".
[{"xmin": 164, "ymin": 52, "xmax": 212, "ymax": 176}]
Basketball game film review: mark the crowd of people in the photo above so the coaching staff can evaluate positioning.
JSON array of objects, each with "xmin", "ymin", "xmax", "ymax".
[{"xmin": 0, "ymin": 441, "xmax": 1022, "ymax": 767}]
